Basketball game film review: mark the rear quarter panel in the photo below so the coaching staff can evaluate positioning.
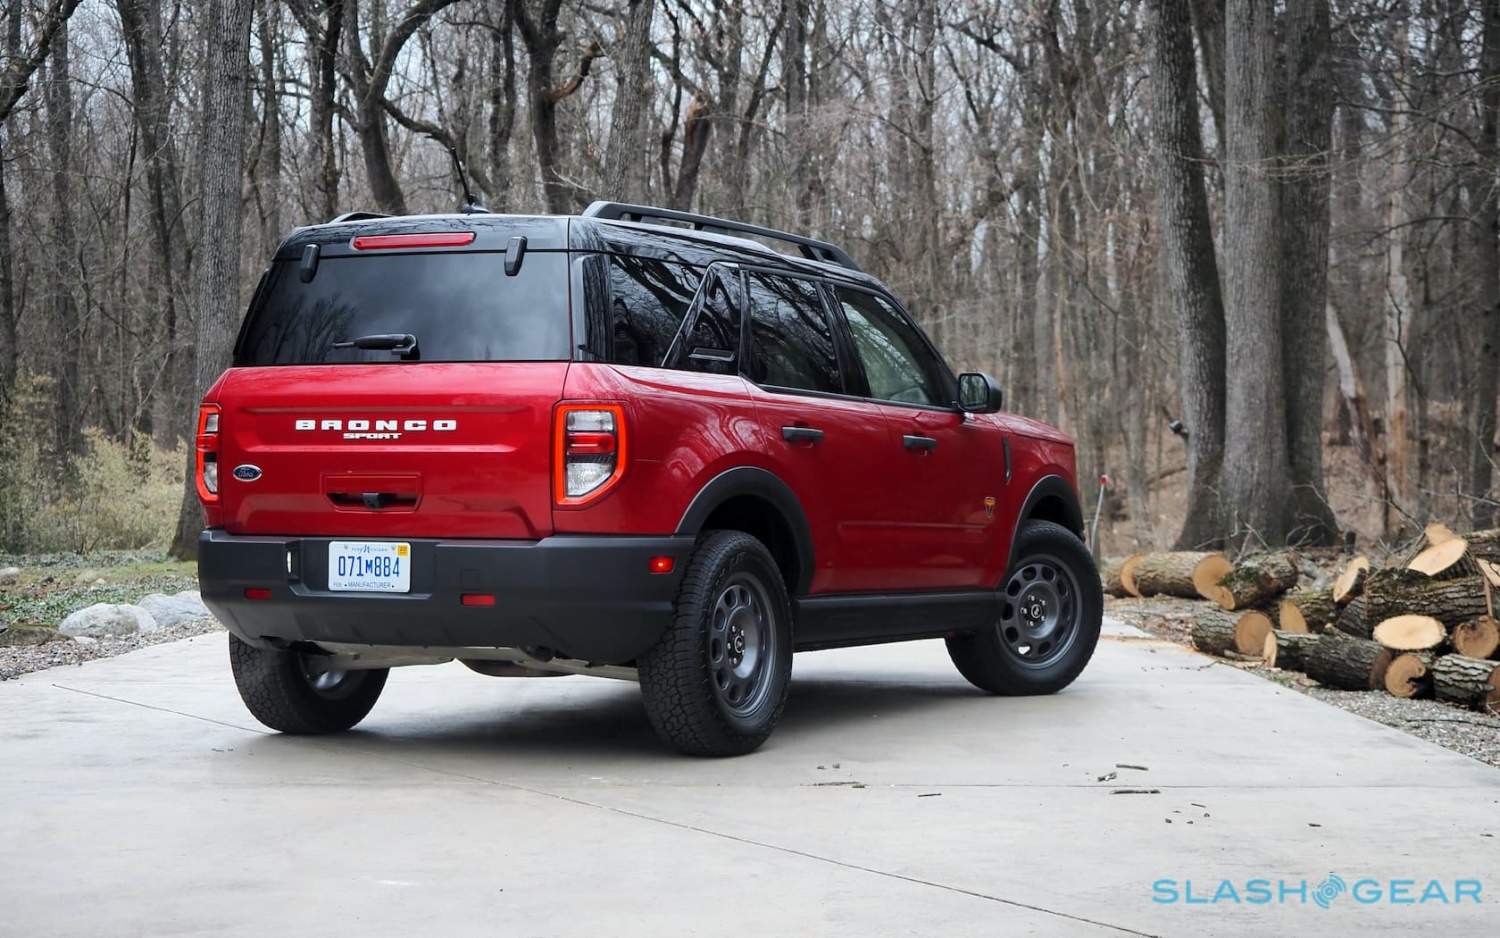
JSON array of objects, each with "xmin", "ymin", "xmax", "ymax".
[{"xmin": 553, "ymin": 363, "xmax": 772, "ymax": 534}]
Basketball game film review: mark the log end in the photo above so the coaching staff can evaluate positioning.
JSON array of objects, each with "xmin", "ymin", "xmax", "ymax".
[
  {"xmin": 1191, "ymin": 554, "xmax": 1234, "ymax": 603},
  {"xmin": 1384, "ymin": 653, "xmax": 1431, "ymax": 699},
  {"xmin": 1234, "ymin": 610, "xmax": 1274, "ymax": 656},
  {"xmin": 1451, "ymin": 616, "xmax": 1500, "ymax": 661},
  {"xmin": 1372, "ymin": 614, "xmax": 1447, "ymax": 652},
  {"xmin": 1333, "ymin": 555, "xmax": 1371, "ymax": 605},
  {"xmin": 1277, "ymin": 600, "xmax": 1309, "ymax": 634}
]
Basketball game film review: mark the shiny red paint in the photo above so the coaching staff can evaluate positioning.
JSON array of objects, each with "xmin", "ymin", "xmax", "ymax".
[
  {"xmin": 208, "ymin": 362, "xmax": 567, "ymax": 539},
  {"xmin": 201, "ymin": 358, "xmax": 1077, "ymax": 599}
]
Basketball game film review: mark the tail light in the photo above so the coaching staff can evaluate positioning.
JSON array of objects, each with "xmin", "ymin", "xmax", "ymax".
[
  {"xmin": 554, "ymin": 403, "xmax": 626, "ymax": 506},
  {"xmin": 195, "ymin": 403, "xmax": 221, "ymax": 504}
]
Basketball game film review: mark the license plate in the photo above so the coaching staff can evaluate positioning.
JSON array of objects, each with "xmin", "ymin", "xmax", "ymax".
[{"xmin": 327, "ymin": 541, "xmax": 411, "ymax": 593}]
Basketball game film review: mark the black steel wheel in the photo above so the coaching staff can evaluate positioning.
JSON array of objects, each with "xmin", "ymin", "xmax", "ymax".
[
  {"xmin": 947, "ymin": 520, "xmax": 1102, "ymax": 695},
  {"xmin": 638, "ymin": 530, "xmax": 793, "ymax": 756}
]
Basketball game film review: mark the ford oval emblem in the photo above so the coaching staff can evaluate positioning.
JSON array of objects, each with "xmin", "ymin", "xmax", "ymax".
[{"xmin": 232, "ymin": 464, "xmax": 262, "ymax": 482}]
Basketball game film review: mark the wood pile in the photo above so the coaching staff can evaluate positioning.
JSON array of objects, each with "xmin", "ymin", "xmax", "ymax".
[{"xmin": 1107, "ymin": 525, "xmax": 1500, "ymax": 714}]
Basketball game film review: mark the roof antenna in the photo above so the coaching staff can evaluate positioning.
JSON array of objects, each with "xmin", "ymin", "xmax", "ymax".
[{"xmin": 446, "ymin": 144, "xmax": 487, "ymax": 214}]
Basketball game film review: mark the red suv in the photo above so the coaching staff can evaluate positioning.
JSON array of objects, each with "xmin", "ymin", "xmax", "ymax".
[{"xmin": 198, "ymin": 202, "xmax": 1100, "ymax": 755}]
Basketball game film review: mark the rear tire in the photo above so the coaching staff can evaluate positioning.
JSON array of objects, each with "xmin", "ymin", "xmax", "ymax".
[
  {"xmin": 638, "ymin": 530, "xmax": 793, "ymax": 756},
  {"xmin": 947, "ymin": 520, "xmax": 1102, "ymax": 695},
  {"xmin": 229, "ymin": 634, "xmax": 387, "ymax": 734}
]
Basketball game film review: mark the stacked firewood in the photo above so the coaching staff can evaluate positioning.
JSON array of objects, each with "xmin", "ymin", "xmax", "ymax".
[{"xmin": 1103, "ymin": 526, "xmax": 1500, "ymax": 713}]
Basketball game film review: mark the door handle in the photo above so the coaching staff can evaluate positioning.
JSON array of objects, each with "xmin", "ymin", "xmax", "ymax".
[
  {"xmin": 781, "ymin": 425, "xmax": 824, "ymax": 445},
  {"xmin": 903, "ymin": 434, "xmax": 938, "ymax": 452}
]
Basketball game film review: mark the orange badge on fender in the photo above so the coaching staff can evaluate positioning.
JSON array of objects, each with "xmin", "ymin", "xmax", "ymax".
[{"xmin": 983, "ymin": 496, "xmax": 996, "ymax": 519}]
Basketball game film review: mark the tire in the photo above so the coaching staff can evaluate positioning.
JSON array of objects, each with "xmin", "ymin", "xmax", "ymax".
[
  {"xmin": 946, "ymin": 519, "xmax": 1102, "ymax": 695},
  {"xmin": 638, "ymin": 530, "xmax": 793, "ymax": 756},
  {"xmin": 229, "ymin": 634, "xmax": 388, "ymax": 734}
]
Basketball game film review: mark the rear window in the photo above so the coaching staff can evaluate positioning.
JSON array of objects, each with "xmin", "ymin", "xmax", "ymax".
[{"xmin": 236, "ymin": 251, "xmax": 571, "ymax": 365}]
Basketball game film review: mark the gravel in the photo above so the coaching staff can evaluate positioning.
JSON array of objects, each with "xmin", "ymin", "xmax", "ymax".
[
  {"xmin": 1108, "ymin": 595, "xmax": 1500, "ymax": 770},
  {"xmin": 0, "ymin": 617, "xmax": 225, "ymax": 682}
]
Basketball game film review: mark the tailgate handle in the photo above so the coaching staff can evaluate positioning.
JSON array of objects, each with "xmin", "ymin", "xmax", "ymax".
[{"xmin": 328, "ymin": 491, "xmax": 418, "ymax": 510}]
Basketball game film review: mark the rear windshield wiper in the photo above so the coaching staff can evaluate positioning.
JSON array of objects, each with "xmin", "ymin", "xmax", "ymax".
[{"xmin": 332, "ymin": 333, "xmax": 419, "ymax": 360}]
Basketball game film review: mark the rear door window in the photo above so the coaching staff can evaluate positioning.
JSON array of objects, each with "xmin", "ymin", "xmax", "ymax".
[
  {"xmin": 606, "ymin": 255, "xmax": 701, "ymax": 366},
  {"xmin": 236, "ymin": 251, "xmax": 570, "ymax": 365},
  {"xmin": 673, "ymin": 267, "xmax": 742, "ymax": 376},
  {"xmin": 745, "ymin": 272, "xmax": 842, "ymax": 394}
]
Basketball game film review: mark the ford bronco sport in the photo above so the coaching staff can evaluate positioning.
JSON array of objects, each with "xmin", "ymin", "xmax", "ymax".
[{"xmin": 197, "ymin": 201, "xmax": 1101, "ymax": 756}]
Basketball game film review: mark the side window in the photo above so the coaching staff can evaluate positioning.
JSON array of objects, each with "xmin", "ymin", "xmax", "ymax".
[
  {"xmin": 606, "ymin": 255, "xmax": 701, "ymax": 366},
  {"xmin": 675, "ymin": 268, "xmax": 742, "ymax": 376},
  {"xmin": 745, "ymin": 272, "xmax": 841, "ymax": 394},
  {"xmin": 836, "ymin": 287, "xmax": 948, "ymax": 406}
]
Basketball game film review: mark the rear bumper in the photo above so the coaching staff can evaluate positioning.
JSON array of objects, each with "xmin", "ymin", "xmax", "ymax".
[{"xmin": 198, "ymin": 529, "xmax": 692, "ymax": 664}]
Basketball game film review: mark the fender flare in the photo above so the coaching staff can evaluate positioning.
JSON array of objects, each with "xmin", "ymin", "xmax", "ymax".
[
  {"xmin": 675, "ymin": 466, "xmax": 815, "ymax": 594},
  {"xmin": 1009, "ymin": 474, "xmax": 1086, "ymax": 568}
]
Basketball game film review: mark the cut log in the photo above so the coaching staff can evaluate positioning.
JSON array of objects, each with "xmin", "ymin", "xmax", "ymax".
[
  {"xmin": 1119, "ymin": 554, "xmax": 1145, "ymax": 597},
  {"xmin": 1277, "ymin": 588, "xmax": 1335, "ymax": 633},
  {"xmin": 1101, "ymin": 555, "xmax": 1139, "ymax": 597},
  {"xmin": 1190, "ymin": 608, "xmax": 1244, "ymax": 656},
  {"xmin": 1424, "ymin": 522, "xmax": 1458, "ymax": 546},
  {"xmin": 1332, "ymin": 556, "xmax": 1371, "ymax": 606},
  {"xmin": 1206, "ymin": 551, "xmax": 1299, "ymax": 610},
  {"xmin": 1451, "ymin": 616, "xmax": 1500, "ymax": 660},
  {"xmin": 1461, "ymin": 529, "xmax": 1500, "ymax": 566},
  {"xmin": 1304, "ymin": 630, "xmax": 1393, "ymax": 691},
  {"xmin": 1129, "ymin": 551, "xmax": 1232, "ymax": 599},
  {"xmin": 1407, "ymin": 538, "xmax": 1479, "ymax": 578},
  {"xmin": 1233, "ymin": 609, "xmax": 1274, "ymax": 656},
  {"xmin": 1431, "ymin": 654, "xmax": 1500, "ymax": 711},
  {"xmin": 1384, "ymin": 651, "xmax": 1438, "ymax": 699},
  {"xmin": 1371, "ymin": 614, "xmax": 1446, "ymax": 651},
  {"xmin": 1479, "ymin": 558, "xmax": 1500, "ymax": 590},
  {"xmin": 1264, "ymin": 630, "xmax": 1320, "ymax": 671},
  {"xmin": 1335, "ymin": 570, "xmax": 1486, "ymax": 638}
]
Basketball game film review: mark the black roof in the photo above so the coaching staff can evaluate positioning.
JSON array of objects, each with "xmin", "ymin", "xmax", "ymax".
[{"xmin": 273, "ymin": 206, "xmax": 882, "ymax": 291}]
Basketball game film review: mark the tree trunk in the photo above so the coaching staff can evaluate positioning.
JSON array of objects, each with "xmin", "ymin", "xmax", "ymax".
[
  {"xmin": 345, "ymin": 0, "xmax": 406, "ymax": 215},
  {"xmin": 1382, "ymin": 13, "xmax": 1413, "ymax": 531},
  {"xmin": 45, "ymin": 22, "xmax": 82, "ymax": 461},
  {"xmin": 600, "ymin": 0, "xmax": 655, "ymax": 203},
  {"xmin": 170, "ymin": 0, "xmax": 256, "ymax": 560},
  {"xmin": 0, "ymin": 122, "xmax": 14, "ymax": 399},
  {"xmin": 1219, "ymin": 0, "xmax": 1291, "ymax": 543},
  {"xmin": 1304, "ymin": 630, "xmax": 1393, "ymax": 690},
  {"xmin": 1277, "ymin": 0, "xmax": 1338, "ymax": 544},
  {"xmin": 1470, "ymin": 0, "xmax": 1500, "ymax": 529},
  {"xmin": 119, "ymin": 0, "xmax": 191, "ymax": 442},
  {"xmin": 308, "ymin": 0, "xmax": 344, "ymax": 220},
  {"xmin": 515, "ymin": 0, "xmax": 599, "ymax": 214},
  {"xmin": 486, "ymin": 0, "xmax": 516, "ymax": 207},
  {"xmin": 1431, "ymin": 654, "xmax": 1500, "ymax": 710},
  {"xmin": 254, "ymin": 0, "xmax": 283, "ymax": 244},
  {"xmin": 1145, "ymin": 0, "xmax": 1227, "ymax": 549}
]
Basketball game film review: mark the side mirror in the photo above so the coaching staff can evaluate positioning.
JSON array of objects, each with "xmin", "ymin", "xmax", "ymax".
[{"xmin": 958, "ymin": 372, "xmax": 1003, "ymax": 414}]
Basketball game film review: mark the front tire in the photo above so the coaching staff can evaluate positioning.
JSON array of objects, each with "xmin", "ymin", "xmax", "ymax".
[
  {"xmin": 638, "ymin": 530, "xmax": 793, "ymax": 756},
  {"xmin": 229, "ymin": 634, "xmax": 387, "ymax": 734},
  {"xmin": 947, "ymin": 520, "xmax": 1102, "ymax": 695}
]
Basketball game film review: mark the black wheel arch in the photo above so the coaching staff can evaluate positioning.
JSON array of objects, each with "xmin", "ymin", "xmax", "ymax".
[
  {"xmin": 676, "ymin": 467, "xmax": 815, "ymax": 595},
  {"xmin": 1009, "ymin": 475, "xmax": 1086, "ymax": 568}
]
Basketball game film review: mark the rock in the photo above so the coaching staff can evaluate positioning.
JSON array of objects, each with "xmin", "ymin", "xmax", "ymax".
[
  {"xmin": 0, "ymin": 566, "xmax": 19, "ymax": 586},
  {"xmin": 58, "ymin": 603, "xmax": 156, "ymax": 638},
  {"xmin": 136, "ymin": 591, "xmax": 211, "ymax": 630},
  {"xmin": 73, "ymin": 635, "xmax": 98, "ymax": 646},
  {"xmin": 73, "ymin": 568, "xmax": 103, "ymax": 585},
  {"xmin": 0, "ymin": 625, "xmax": 56, "ymax": 647}
]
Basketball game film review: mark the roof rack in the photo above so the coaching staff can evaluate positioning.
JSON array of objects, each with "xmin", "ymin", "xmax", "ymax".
[
  {"xmin": 327, "ymin": 211, "xmax": 392, "ymax": 224},
  {"xmin": 581, "ymin": 201, "xmax": 861, "ymax": 272}
]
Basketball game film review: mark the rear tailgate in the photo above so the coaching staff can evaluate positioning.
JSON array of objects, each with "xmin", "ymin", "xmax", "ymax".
[{"xmin": 213, "ymin": 363, "xmax": 566, "ymax": 539}]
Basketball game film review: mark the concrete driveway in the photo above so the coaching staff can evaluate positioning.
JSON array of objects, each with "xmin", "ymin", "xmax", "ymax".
[{"xmin": 3, "ymin": 619, "xmax": 1496, "ymax": 937}]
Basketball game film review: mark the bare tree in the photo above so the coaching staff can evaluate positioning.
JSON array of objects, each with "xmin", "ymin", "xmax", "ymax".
[
  {"xmin": 1471, "ymin": 0, "xmax": 1500, "ymax": 528},
  {"xmin": 1147, "ymin": 0, "xmax": 1226, "ymax": 548},
  {"xmin": 44, "ymin": 20, "xmax": 82, "ymax": 459},
  {"xmin": 1219, "ymin": 0, "xmax": 1292, "ymax": 543},
  {"xmin": 601, "ymin": 0, "xmax": 656, "ymax": 202},
  {"xmin": 171, "ymin": 0, "xmax": 257, "ymax": 559}
]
